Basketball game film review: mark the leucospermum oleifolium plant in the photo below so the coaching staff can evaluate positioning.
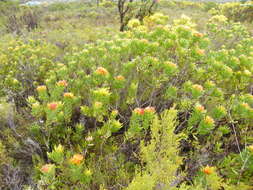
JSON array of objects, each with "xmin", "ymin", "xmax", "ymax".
[
  {"xmin": 1, "ymin": 11, "xmax": 253, "ymax": 189},
  {"xmin": 37, "ymin": 144, "xmax": 92, "ymax": 189},
  {"xmin": 126, "ymin": 106, "xmax": 156, "ymax": 138},
  {"xmin": 0, "ymin": 39, "xmax": 58, "ymax": 100},
  {"xmin": 216, "ymin": 1, "xmax": 253, "ymax": 23},
  {"xmin": 31, "ymin": 13, "xmax": 252, "ymax": 188}
]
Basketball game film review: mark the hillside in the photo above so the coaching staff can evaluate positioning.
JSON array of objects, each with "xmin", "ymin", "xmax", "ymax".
[{"xmin": 0, "ymin": 0, "xmax": 252, "ymax": 189}]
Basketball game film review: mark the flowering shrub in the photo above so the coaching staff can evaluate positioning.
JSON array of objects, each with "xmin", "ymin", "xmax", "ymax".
[
  {"xmin": 37, "ymin": 145, "xmax": 92, "ymax": 189},
  {"xmin": 0, "ymin": 6, "xmax": 253, "ymax": 189},
  {"xmin": 0, "ymin": 39, "xmax": 58, "ymax": 107},
  {"xmin": 219, "ymin": 1, "xmax": 253, "ymax": 22}
]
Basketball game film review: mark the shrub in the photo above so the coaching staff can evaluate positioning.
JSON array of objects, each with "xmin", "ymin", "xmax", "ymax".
[
  {"xmin": 3, "ymin": 6, "xmax": 41, "ymax": 34},
  {"xmin": 126, "ymin": 108, "xmax": 183, "ymax": 190},
  {"xmin": 0, "ymin": 39, "xmax": 59, "ymax": 108},
  {"xmin": 219, "ymin": 2, "xmax": 253, "ymax": 22},
  {"xmin": 0, "ymin": 9, "xmax": 252, "ymax": 189}
]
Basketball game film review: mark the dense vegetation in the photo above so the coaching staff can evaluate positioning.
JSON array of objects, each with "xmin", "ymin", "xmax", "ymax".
[{"xmin": 0, "ymin": 0, "xmax": 252, "ymax": 189}]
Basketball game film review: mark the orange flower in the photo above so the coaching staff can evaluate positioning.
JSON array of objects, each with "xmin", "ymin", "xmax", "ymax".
[
  {"xmin": 70, "ymin": 154, "xmax": 84, "ymax": 165},
  {"xmin": 48, "ymin": 102, "xmax": 58, "ymax": 111},
  {"xmin": 241, "ymin": 102, "xmax": 250, "ymax": 109},
  {"xmin": 57, "ymin": 80, "xmax": 68, "ymax": 87},
  {"xmin": 144, "ymin": 106, "xmax": 155, "ymax": 113},
  {"xmin": 115, "ymin": 75, "xmax": 125, "ymax": 81},
  {"xmin": 64, "ymin": 92, "xmax": 74, "ymax": 98},
  {"xmin": 195, "ymin": 104, "xmax": 205, "ymax": 112},
  {"xmin": 37, "ymin": 85, "xmax": 47, "ymax": 92},
  {"xmin": 203, "ymin": 166, "xmax": 214, "ymax": 175},
  {"xmin": 134, "ymin": 108, "xmax": 145, "ymax": 115},
  {"xmin": 194, "ymin": 32, "xmax": 204, "ymax": 38},
  {"xmin": 95, "ymin": 67, "xmax": 108, "ymax": 75},
  {"xmin": 40, "ymin": 164, "xmax": 54, "ymax": 173},
  {"xmin": 197, "ymin": 49, "xmax": 205, "ymax": 55}
]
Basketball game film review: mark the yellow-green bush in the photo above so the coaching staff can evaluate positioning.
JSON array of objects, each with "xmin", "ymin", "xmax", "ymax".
[
  {"xmin": 0, "ymin": 3, "xmax": 252, "ymax": 189},
  {"xmin": 219, "ymin": 1, "xmax": 253, "ymax": 22},
  {"xmin": 26, "ymin": 14, "xmax": 252, "ymax": 189},
  {"xmin": 127, "ymin": 108, "xmax": 182, "ymax": 190}
]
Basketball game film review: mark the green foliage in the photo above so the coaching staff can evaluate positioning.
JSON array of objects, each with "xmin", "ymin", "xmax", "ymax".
[
  {"xmin": 0, "ymin": 39, "xmax": 58, "ymax": 99},
  {"xmin": 219, "ymin": 1, "xmax": 253, "ymax": 22},
  {"xmin": 127, "ymin": 108, "xmax": 183, "ymax": 190},
  {"xmin": 0, "ymin": 1, "xmax": 41, "ymax": 34},
  {"xmin": 0, "ymin": 1, "xmax": 252, "ymax": 189}
]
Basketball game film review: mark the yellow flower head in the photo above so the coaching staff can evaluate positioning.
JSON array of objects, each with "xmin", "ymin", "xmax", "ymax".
[
  {"xmin": 84, "ymin": 169, "xmax": 92, "ymax": 176},
  {"xmin": 192, "ymin": 84, "xmax": 204, "ymax": 92},
  {"xmin": 111, "ymin": 109, "xmax": 119, "ymax": 117},
  {"xmin": 57, "ymin": 63, "xmax": 64, "ymax": 67},
  {"xmin": 204, "ymin": 116, "xmax": 214, "ymax": 125},
  {"xmin": 32, "ymin": 102, "xmax": 40, "ymax": 109},
  {"xmin": 244, "ymin": 69, "xmax": 251, "ymax": 76},
  {"xmin": 248, "ymin": 145, "xmax": 253, "ymax": 152},
  {"xmin": 55, "ymin": 144, "xmax": 64, "ymax": 153},
  {"xmin": 165, "ymin": 61, "xmax": 177, "ymax": 69},
  {"xmin": 140, "ymin": 39, "xmax": 149, "ymax": 44},
  {"xmin": 64, "ymin": 92, "xmax": 74, "ymax": 98},
  {"xmin": 37, "ymin": 85, "xmax": 47, "ymax": 92}
]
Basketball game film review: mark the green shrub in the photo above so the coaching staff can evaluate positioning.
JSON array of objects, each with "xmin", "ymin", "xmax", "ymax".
[
  {"xmin": 219, "ymin": 2, "xmax": 253, "ymax": 22},
  {"xmin": 0, "ymin": 39, "xmax": 59, "ymax": 105},
  {"xmin": 126, "ymin": 108, "xmax": 182, "ymax": 190},
  {"xmin": 0, "ymin": 3, "xmax": 41, "ymax": 34},
  {"xmin": 0, "ymin": 8, "xmax": 252, "ymax": 189}
]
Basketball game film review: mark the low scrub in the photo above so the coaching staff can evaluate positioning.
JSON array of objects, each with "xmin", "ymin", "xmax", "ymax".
[{"xmin": 0, "ymin": 4, "xmax": 252, "ymax": 190}]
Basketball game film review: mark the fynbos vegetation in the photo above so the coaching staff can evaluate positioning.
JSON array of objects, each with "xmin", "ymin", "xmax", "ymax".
[{"xmin": 0, "ymin": 0, "xmax": 252, "ymax": 189}]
